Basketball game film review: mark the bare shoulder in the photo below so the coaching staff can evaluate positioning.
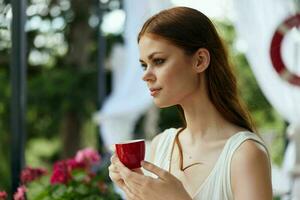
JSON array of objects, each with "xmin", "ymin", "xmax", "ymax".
[
  {"xmin": 233, "ymin": 139, "xmax": 269, "ymax": 162},
  {"xmin": 231, "ymin": 139, "xmax": 273, "ymax": 200}
]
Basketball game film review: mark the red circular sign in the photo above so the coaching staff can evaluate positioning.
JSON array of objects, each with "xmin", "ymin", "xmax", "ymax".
[{"xmin": 270, "ymin": 14, "xmax": 300, "ymax": 86}]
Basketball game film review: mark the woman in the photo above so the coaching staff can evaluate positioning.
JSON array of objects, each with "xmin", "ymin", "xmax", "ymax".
[{"xmin": 109, "ymin": 6, "xmax": 272, "ymax": 200}]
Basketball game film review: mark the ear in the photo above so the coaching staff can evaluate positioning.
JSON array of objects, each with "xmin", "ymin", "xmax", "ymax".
[{"xmin": 193, "ymin": 48, "xmax": 210, "ymax": 73}]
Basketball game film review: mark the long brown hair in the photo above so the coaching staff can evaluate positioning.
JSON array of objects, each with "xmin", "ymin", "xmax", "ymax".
[{"xmin": 138, "ymin": 7, "xmax": 256, "ymax": 170}]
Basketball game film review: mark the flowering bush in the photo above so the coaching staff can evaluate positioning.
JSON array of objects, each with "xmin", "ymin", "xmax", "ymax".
[
  {"xmin": 0, "ymin": 148, "xmax": 121, "ymax": 200},
  {"xmin": 0, "ymin": 191, "xmax": 7, "ymax": 200}
]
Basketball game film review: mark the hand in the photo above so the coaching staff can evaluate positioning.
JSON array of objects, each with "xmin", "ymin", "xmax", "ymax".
[
  {"xmin": 108, "ymin": 154, "xmax": 125, "ymax": 188},
  {"xmin": 108, "ymin": 154, "xmax": 143, "ymax": 200},
  {"xmin": 114, "ymin": 157, "xmax": 192, "ymax": 200}
]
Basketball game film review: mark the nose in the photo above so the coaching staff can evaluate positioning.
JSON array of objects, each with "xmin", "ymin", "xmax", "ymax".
[{"xmin": 142, "ymin": 67, "xmax": 156, "ymax": 82}]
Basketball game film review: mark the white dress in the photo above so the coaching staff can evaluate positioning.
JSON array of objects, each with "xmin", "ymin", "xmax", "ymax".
[{"xmin": 151, "ymin": 128, "xmax": 268, "ymax": 200}]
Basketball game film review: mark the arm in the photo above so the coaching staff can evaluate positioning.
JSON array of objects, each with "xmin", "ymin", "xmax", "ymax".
[{"xmin": 231, "ymin": 140, "xmax": 273, "ymax": 200}]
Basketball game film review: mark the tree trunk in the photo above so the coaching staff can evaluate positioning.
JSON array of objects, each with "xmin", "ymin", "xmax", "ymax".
[
  {"xmin": 61, "ymin": 0, "xmax": 94, "ymax": 157},
  {"xmin": 61, "ymin": 111, "xmax": 81, "ymax": 158}
]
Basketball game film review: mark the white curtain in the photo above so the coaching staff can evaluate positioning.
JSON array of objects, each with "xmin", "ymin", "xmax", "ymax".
[
  {"xmin": 94, "ymin": 0, "xmax": 171, "ymax": 149},
  {"xmin": 232, "ymin": 0, "xmax": 300, "ymax": 124},
  {"xmin": 233, "ymin": 0, "xmax": 300, "ymax": 198}
]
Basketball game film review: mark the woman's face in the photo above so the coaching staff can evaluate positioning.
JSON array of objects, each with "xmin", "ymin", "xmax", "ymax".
[{"xmin": 138, "ymin": 34, "xmax": 200, "ymax": 108}]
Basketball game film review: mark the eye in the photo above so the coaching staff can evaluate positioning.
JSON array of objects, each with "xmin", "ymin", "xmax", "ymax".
[
  {"xmin": 140, "ymin": 63, "xmax": 147, "ymax": 71},
  {"xmin": 153, "ymin": 58, "xmax": 165, "ymax": 65}
]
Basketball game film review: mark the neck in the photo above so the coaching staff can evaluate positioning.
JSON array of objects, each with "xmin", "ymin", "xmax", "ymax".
[{"xmin": 179, "ymin": 86, "xmax": 233, "ymax": 144}]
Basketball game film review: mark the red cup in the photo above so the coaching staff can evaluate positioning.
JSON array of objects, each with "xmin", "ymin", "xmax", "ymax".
[{"xmin": 115, "ymin": 139, "xmax": 145, "ymax": 169}]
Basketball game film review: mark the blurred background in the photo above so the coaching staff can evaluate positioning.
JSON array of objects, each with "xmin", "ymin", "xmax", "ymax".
[{"xmin": 1, "ymin": 0, "xmax": 299, "ymax": 199}]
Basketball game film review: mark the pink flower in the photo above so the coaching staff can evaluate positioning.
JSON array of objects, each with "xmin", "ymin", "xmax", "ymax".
[
  {"xmin": 66, "ymin": 158, "xmax": 85, "ymax": 171},
  {"xmin": 75, "ymin": 148, "xmax": 101, "ymax": 167},
  {"xmin": 0, "ymin": 191, "xmax": 7, "ymax": 200},
  {"xmin": 50, "ymin": 148, "xmax": 100, "ymax": 185},
  {"xmin": 50, "ymin": 161, "xmax": 71, "ymax": 185},
  {"xmin": 13, "ymin": 185, "xmax": 26, "ymax": 200},
  {"xmin": 21, "ymin": 167, "xmax": 47, "ymax": 184}
]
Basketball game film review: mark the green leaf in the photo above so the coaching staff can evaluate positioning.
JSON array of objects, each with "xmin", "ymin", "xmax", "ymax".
[
  {"xmin": 72, "ymin": 169, "xmax": 87, "ymax": 182},
  {"xmin": 51, "ymin": 184, "xmax": 67, "ymax": 199},
  {"xmin": 75, "ymin": 184, "xmax": 89, "ymax": 195}
]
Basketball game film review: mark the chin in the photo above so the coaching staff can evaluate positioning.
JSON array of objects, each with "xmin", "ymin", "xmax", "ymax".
[{"xmin": 153, "ymin": 99, "xmax": 174, "ymax": 108}]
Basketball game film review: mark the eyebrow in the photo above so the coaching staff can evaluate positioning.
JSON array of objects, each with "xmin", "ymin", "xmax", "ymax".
[{"xmin": 139, "ymin": 52, "xmax": 164, "ymax": 63}]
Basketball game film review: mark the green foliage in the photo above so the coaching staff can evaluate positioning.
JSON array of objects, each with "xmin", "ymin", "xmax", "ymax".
[
  {"xmin": 0, "ymin": 61, "xmax": 10, "ymax": 192},
  {"xmin": 22, "ymin": 147, "xmax": 121, "ymax": 200},
  {"xmin": 25, "ymin": 169, "xmax": 121, "ymax": 200},
  {"xmin": 0, "ymin": 0, "xmax": 121, "ymax": 193},
  {"xmin": 158, "ymin": 106, "xmax": 183, "ymax": 132},
  {"xmin": 27, "ymin": 68, "xmax": 98, "ymax": 138},
  {"xmin": 26, "ymin": 138, "xmax": 61, "ymax": 168}
]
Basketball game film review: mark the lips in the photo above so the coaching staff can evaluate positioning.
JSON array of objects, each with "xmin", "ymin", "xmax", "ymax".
[{"xmin": 149, "ymin": 88, "xmax": 162, "ymax": 96}]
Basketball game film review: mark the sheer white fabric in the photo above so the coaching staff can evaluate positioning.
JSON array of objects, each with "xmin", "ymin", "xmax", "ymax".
[
  {"xmin": 232, "ymin": 0, "xmax": 300, "ymax": 124},
  {"xmin": 94, "ymin": 0, "xmax": 171, "ymax": 149}
]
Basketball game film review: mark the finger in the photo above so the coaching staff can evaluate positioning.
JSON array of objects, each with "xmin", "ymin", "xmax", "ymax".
[
  {"xmin": 122, "ymin": 181, "xmax": 144, "ymax": 200},
  {"xmin": 119, "ymin": 168, "xmax": 144, "ymax": 186},
  {"xmin": 113, "ymin": 183, "xmax": 133, "ymax": 199},
  {"xmin": 112, "ymin": 154, "xmax": 127, "ymax": 167},
  {"xmin": 123, "ymin": 186, "xmax": 139, "ymax": 200},
  {"xmin": 132, "ymin": 168, "xmax": 144, "ymax": 175},
  {"xmin": 110, "ymin": 156, "xmax": 130, "ymax": 174},
  {"xmin": 108, "ymin": 163, "xmax": 119, "ymax": 173},
  {"xmin": 109, "ymin": 171, "xmax": 126, "ymax": 188},
  {"xmin": 109, "ymin": 170, "xmax": 121, "ymax": 181},
  {"xmin": 141, "ymin": 161, "xmax": 170, "ymax": 180},
  {"xmin": 111, "ymin": 154, "xmax": 124, "ymax": 168},
  {"xmin": 108, "ymin": 167, "xmax": 122, "ymax": 180},
  {"xmin": 112, "ymin": 156, "xmax": 147, "ymax": 186},
  {"xmin": 110, "ymin": 154, "xmax": 118, "ymax": 164}
]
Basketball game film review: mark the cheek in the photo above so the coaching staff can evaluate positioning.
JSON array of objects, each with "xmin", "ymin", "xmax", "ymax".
[
  {"xmin": 163, "ymin": 67, "xmax": 198, "ymax": 101},
  {"xmin": 167, "ymin": 63, "xmax": 198, "ymax": 91},
  {"xmin": 175, "ymin": 75, "xmax": 199, "ymax": 98},
  {"xmin": 177, "ymin": 68, "xmax": 199, "ymax": 95}
]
